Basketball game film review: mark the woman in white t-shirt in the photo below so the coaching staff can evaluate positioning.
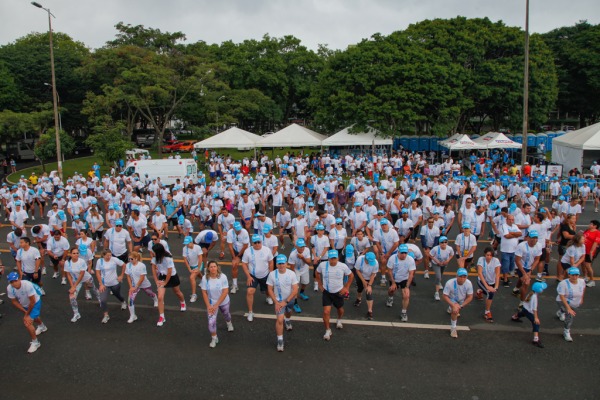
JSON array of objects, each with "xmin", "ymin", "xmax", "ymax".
[
  {"xmin": 125, "ymin": 251, "xmax": 158, "ymax": 324},
  {"xmin": 476, "ymin": 247, "xmax": 501, "ymax": 323},
  {"xmin": 151, "ymin": 244, "xmax": 186, "ymax": 327},
  {"xmin": 95, "ymin": 250, "xmax": 127, "ymax": 323},
  {"xmin": 556, "ymin": 267, "xmax": 586, "ymax": 342},
  {"xmin": 429, "ymin": 236, "xmax": 455, "ymax": 301},
  {"xmin": 75, "ymin": 229, "xmax": 96, "ymax": 273},
  {"xmin": 65, "ymin": 246, "xmax": 100, "ymax": 323},
  {"xmin": 201, "ymin": 261, "xmax": 234, "ymax": 348}
]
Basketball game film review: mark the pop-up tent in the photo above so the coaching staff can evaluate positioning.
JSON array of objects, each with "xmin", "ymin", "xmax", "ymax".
[
  {"xmin": 322, "ymin": 126, "xmax": 393, "ymax": 146},
  {"xmin": 552, "ymin": 122, "xmax": 600, "ymax": 173},
  {"xmin": 256, "ymin": 123, "xmax": 326, "ymax": 148},
  {"xmin": 439, "ymin": 133, "xmax": 461, "ymax": 147},
  {"xmin": 440, "ymin": 134, "xmax": 483, "ymax": 150},
  {"xmin": 194, "ymin": 127, "xmax": 262, "ymax": 149},
  {"xmin": 473, "ymin": 132, "xmax": 522, "ymax": 149}
]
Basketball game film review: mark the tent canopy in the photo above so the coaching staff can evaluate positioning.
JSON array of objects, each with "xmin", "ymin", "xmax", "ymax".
[
  {"xmin": 256, "ymin": 123, "xmax": 326, "ymax": 148},
  {"xmin": 194, "ymin": 127, "xmax": 262, "ymax": 149},
  {"xmin": 552, "ymin": 122, "xmax": 600, "ymax": 173},
  {"xmin": 474, "ymin": 132, "xmax": 522, "ymax": 149},
  {"xmin": 440, "ymin": 134, "xmax": 484, "ymax": 150},
  {"xmin": 439, "ymin": 133, "xmax": 461, "ymax": 146},
  {"xmin": 322, "ymin": 126, "xmax": 392, "ymax": 146}
]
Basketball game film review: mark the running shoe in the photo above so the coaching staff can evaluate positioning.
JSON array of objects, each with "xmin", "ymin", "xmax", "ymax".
[
  {"xmin": 285, "ymin": 320, "xmax": 293, "ymax": 331},
  {"xmin": 85, "ymin": 291, "xmax": 92, "ymax": 300},
  {"xmin": 230, "ymin": 285, "xmax": 238, "ymax": 294},
  {"xmin": 586, "ymin": 280, "xmax": 596, "ymax": 288},
  {"xmin": 35, "ymin": 325, "xmax": 48, "ymax": 335},
  {"xmin": 556, "ymin": 310, "xmax": 566, "ymax": 322},
  {"xmin": 511, "ymin": 314, "xmax": 522, "ymax": 322},
  {"xmin": 247, "ymin": 312, "xmax": 254, "ymax": 322},
  {"xmin": 484, "ymin": 312, "xmax": 494, "ymax": 323},
  {"xmin": 366, "ymin": 311, "xmax": 373, "ymax": 320},
  {"xmin": 475, "ymin": 289, "xmax": 484, "ymax": 300},
  {"xmin": 27, "ymin": 341, "xmax": 41, "ymax": 354},
  {"xmin": 293, "ymin": 304, "xmax": 302, "ymax": 313},
  {"xmin": 532, "ymin": 340, "xmax": 544, "ymax": 348},
  {"xmin": 71, "ymin": 313, "xmax": 81, "ymax": 323},
  {"xmin": 209, "ymin": 336, "xmax": 219, "ymax": 348},
  {"xmin": 400, "ymin": 313, "xmax": 408, "ymax": 322},
  {"xmin": 336, "ymin": 320, "xmax": 343, "ymax": 329},
  {"xmin": 299, "ymin": 292, "xmax": 309, "ymax": 301},
  {"xmin": 511, "ymin": 288, "xmax": 520, "ymax": 297},
  {"xmin": 313, "ymin": 282, "xmax": 319, "ymax": 292},
  {"xmin": 277, "ymin": 339, "xmax": 284, "ymax": 352},
  {"xmin": 423, "ymin": 270, "xmax": 430, "ymax": 279},
  {"xmin": 323, "ymin": 329, "xmax": 332, "ymax": 341},
  {"xmin": 564, "ymin": 330, "xmax": 573, "ymax": 342},
  {"xmin": 61, "ymin": 277, "xmax": 67, "ymax": 285},
  {"xmin": 502, "ymin": 280, "xmax": 510, "ymax": 287},
  {"xmin": 101, "ymin": 315, "xmax": 110, "ymax": 324},
  {"xmin": 127, "ymin": 315, "xmax": 137, "ymax": 323},
  {"xmin": 353, "ymin": 299, "xmax": 362, "ymax": 307},
  {"xmin": 120, "ymin": 302, "xmax": 126, "ymax": 310},
  {"xmin": 42, "ymin": 267, "xmax": 46, "ymax": 275},
  {"xmin": 153, "ymin": 297, "xmax": 159, "ymax": 307},
  {"xmin": 190, "ymin": 294, "xmax": 198, "ymax": 303},
  {"xmin": 450, "ymin": 329, "xmax": 458, "ymax": 338},
  {"xmin": 379, "ymin": 277, "xmax": 387, "ymax": 287},
  {"xmin": 227, "ymin": 321, "xmax": 234, "ymax": 332},
  {"xmin": 156, "ymin": 316, "xmax": 166, "ymax": 327},
  {"xmin": 266, "ymin": 297, "xmax": 274, "ymax": 305},
  {"xmin": 385, "ymin": 297, "xmax": 394, "ymax": 307},
  {"xmin": 219, "ymin": 251, "xmax": 225, "ymax": 260},
  {"xmin": 52, "ymin": 272, "xmax": 59, "ymax": 279},
  {"xmin": 180, "ymin": 302, "xmax": 187, "ymax": 312},
  {"xmin": 434, "ymin": 292, "xmax": 440, "ymax": 301}
]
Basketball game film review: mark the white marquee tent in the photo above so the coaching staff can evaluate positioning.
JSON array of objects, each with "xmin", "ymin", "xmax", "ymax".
[
  {"xmin": 440, "ymin": 134, "xmax": 483, "ymax": 150},
  {"xmin": 552, "ymin": 122, "xmax": 600, "ymax": 173},
  {"xmin": 439, "ymin": 133, "xmax": 461, "ymax": 147},
  {"xmin": 322, "ymin": 126, "xmax": 393, "ymax": 146},
  {"xmin": 256, "ymin": 123, "xmax": 326, "ymax": 148},
  {"xmin": 194, "ymin": 127, "xmax": 262, "ymax": 149},
  {"xmin": 474, "ymin": 132, "xmax": 522, "ymax": 149}
]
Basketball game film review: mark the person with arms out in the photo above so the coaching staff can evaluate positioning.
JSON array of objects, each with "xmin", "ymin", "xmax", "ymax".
[
  {"xmin": 201, "ymin": 260, "xmax": 234, "ymax": 348},
  {"xmin": 267, "ymin": 254, "xmax": 299, "ymax": 352},
  {"xmin": 6, "ymin": 272, "xmax": 47, "ymax": 353},
  {"xmin": 443, "ymin": 268, "xmax": 474, "ymax": 338}
]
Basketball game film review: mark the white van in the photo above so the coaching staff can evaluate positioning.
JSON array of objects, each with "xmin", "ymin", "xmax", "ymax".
[{"xmin": 123, "ymin": 159, "xmax": 198, "ymax": 186}]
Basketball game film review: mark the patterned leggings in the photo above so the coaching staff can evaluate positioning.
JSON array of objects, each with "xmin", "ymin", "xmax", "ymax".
[
  {"xmin": 207, "ymin": 303, "xmax": 232, "ymax": 334},
  {"xmin": 70, "ymin": 278, "xmax": 100, "ymax": 313},
  {"xmin": 129, "ymin": 287, "xmax": 157, "ymax": 316}
]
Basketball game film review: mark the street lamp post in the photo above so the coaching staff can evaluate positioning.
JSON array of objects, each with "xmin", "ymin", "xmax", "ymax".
[
  {"xmin": 32, "ymin": 1, "xmax": 62, "ymax": 179},
  {"xmin": 521, "ymin": 0, "xmax": 530, "ymax": 168},
  {"xmin": 216, "ymin": 96, "xmax": 226, "ymax": 133},
  {"xmin": 44, "ymin": 83, "xmax": 62, "ymax": 133}
]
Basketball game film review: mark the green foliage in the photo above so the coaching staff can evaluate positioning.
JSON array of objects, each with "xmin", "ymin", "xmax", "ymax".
[
  {"xmin": 34, "ymin": 130, "xmax": 75, "ymax": 162},
  {"xmin": 86, "ymin": 125, "xmax": 134, "ymax": 164}
]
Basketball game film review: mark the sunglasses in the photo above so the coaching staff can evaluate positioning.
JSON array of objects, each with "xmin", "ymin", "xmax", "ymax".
[
  {"xmin": 128, "ymin": 258, "xmax": 134, "ymax": 261},
  {"xmin": 152, "ymin": 238, "xmax": 159, "ymax": 241},
  {"xmin": 440, "ymin": 241, "xmax": 448, "ymax": 243}
]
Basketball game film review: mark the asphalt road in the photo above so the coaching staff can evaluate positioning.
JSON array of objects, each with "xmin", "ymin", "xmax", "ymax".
[{"xmin": 1, "ymin": 201, "xmax": 599, "ymax": 400}]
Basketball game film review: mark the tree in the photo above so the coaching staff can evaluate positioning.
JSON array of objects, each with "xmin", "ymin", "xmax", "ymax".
[
  {"xmin": 0, "ymin": 61, "xmax": 21, "ymax": 111},
  {"xmin": 86, "ymin": 125, "xmax": 133, "ymax": 165},
  {"xmin": 34, "ymin": 130, "xmax": 75, "ymax": 172}
]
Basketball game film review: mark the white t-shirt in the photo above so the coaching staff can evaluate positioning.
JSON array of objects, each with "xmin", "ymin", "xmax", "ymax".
[
  {"xmin": 152, "ymin": 256, "xmax": 177, "ymax": 277},
  {"xmin": 16, "ymin": 247, "xmax": 41, "ymax": 273},
  {"xmin": 65, "ymin": 258, "xmax": 93, "ymax": 283},
  {"xmin": 329, "ymin": 228, "xmax": 348, "ymax": 250},
  {"xmin": 105, "ymin": 228, "xmax": 132, "ymax": 256},
  {"xmin": 477, "ymin": 256, "xmax": 501, "ymax": 284},
  {"xmin": 500, "ymin": 224, "xmax": 521, "ymax": 253},
  {"xmin": 556, "ymin": 278, "xmax": 586, "ymax": 308},
  {"xmin": 560, "ymin": 244, "xmax": 586, "ymax": 264},
  {"xmin": 288, "ymin": 247, "xmax": 311, "ymax": 273},
  {"xmin": 354, "ymin": 255, "xmax": 379, "ymax": 278},
  {"xmin": 201, "ymin": 274, "xmax": 230, "ymax": 306},
  {"xmin": 127, "ymin": 216, "xmax": 148, "ymax": 238},
  {"xmin": 126, "ymin": 262, "xmax": 151, "ymax": 289},
  {"xmin": 242, "ymin": 246, "xmax": 274, "ymax": 279},
  {"xmin": 267, "ymin": 268, "xmax": 298, "ymax": 302},
  {"xmin": 373, "ymin": 228, "xmax": 400, "ymax": 254},
  {"xmin": 96, "ymin": 257, "xmax": 125, "ymax": 287},
  {"xmin": 430, "ymin": 245, "xmax": 455, "ymax": 266},
  {"xmin": 515, "ymin": 242, "xmax": 543, "ymax": 271},
  {"xmin": 386, "ymin": 254, "xmax": 416, "ymax": 282},
  {"xmin": 311, "ymin": 235, "xmax": 331, "ymax": 261},
  {"xmin": 183, "ymin": 244, "xmax": 203, "ymax": 268},
  {"xmin": 523, "ymin": 293, "xmax": 538, "ymax": 313},
  {"xmin": 47, "ymin": 236, "xmax": 70, "ymax": 257},
  {"xmin": 443, "ymin": 278, "xmax": 474, "ymax": 304},
  {"xmin": 7, "ymin": 280, "xmax": 40, "ymax": 307},
  {"xmin": 316, "ymin": 261, "xmax": 352, "ymax": 293}
]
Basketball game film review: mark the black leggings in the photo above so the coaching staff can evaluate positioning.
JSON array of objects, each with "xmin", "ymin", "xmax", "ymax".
[
  {"xmin": 99, "ymin": 283, "xmax": 125, "ymax": 312},
  {"xmin": 352, "ymin": 268, "xmax": 373, "ymax": 300}
]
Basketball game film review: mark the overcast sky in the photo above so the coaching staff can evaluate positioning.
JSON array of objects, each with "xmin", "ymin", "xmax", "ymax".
[{"xmin": 2, "ymin": 0, "xmax": 599, "ymax": 50}]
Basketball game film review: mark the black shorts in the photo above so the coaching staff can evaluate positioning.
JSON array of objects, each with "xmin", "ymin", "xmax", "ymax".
[
  {"xmin": 48, "ymin": 256, "xmax": 62, "ymax": 267},
  {"xmin": 133, "ymin": 235, "xmax": 151, "ymax": 247},
  {"xmin": 169, "ymin": 217, "xmax": 178, "ymax": 227},
  {"xmin": 558, "ymin": 245, "xmax": 566, "ymax": 256},
  {"xmin": 114, "ymin": 252, "xmax": 129, "ymax": 264},
  {"xmin": 322, "ymin": 290, "xmax": 344, "ymax": 309},
  {"xmin": 200, "ymin": 242, "xmax": 210, "ymax": 249},
  {"xmin": 23, "ymin": 271, "xmax": 42, "ymax": 284},
  {"xmin": 249, "ymin": 274, "xmax": 268, "ymax": 292},
  {"xmin": 585, "ymin": 254, "xmax": 596, "ymax": 263},
  {"xmin": 158, "ymin": 273, "xmax": 180, "ymax": 288},
  {"xmin": 39, "ymin": 242, "xmax": 47, "ymax": 250},
  {"xmin": 391, "ymin": 280, "xmax": 408, "ymax": 289}
]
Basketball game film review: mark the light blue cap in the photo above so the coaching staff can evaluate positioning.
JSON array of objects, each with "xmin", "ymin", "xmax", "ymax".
[
  {"xmin": 276, "ymin": 254, "xmax": 287, "ymax": 264},
  {"xmin": 328, "ymin": 249, "xmax": 339, "ymax": 259},
  {"xmin": 457, "ymin": 268, "xmax": 468, "ymax": 277}
]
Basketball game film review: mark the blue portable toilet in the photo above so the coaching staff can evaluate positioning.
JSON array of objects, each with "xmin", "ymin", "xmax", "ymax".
[
  {"xmin": 399, "ymin": 136, "xmax": 410, "ymax": 150},
  {"xmin": 527, "ymin": 133, "xmax": 536, "ymax": 147},
  {"xmin": 431, "ymin": 136, "xmax": 440, "ymax": 152},
  {"xmin": 513, "ymin": 134, "xmax": 523, "ymax": 144},
  {"xmin": 419, "ymin": 136, "xmax": 430, "ymax": 152},
  {"xmin": 393, "ymin": 138, "xmax": 402, "ymax": 151},
  {"xmin": 547, "ymin": 132, "xmax": 558, "ymax": 151},
  {"xmin": 409, "ymin": 137, "xmax": 419, "ymax": 152},
  {"xmin": 536, "ymin": 133, "xmax": 548, "ymax": 150}
]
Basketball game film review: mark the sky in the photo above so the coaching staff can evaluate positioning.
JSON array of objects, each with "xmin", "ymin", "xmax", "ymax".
[{"xmin": 2, "ymin": 0, "xmax": 599, "ymax": 50}]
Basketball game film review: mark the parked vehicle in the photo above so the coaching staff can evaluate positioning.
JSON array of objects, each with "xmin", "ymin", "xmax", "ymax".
[
  {"xmin": 122, "ymin": 159, "xmax": 198, "ymax": 186},
  {"xmin": 135, "ymin": 134, "xmax": 156, "ymax": 148},
  {"xmin": 176, "ymin": 140, "xmax": 198, "ymax": 152},
  {"xmin": 6, "ymin": 140, "xmax": 36, "ymax": 160}
]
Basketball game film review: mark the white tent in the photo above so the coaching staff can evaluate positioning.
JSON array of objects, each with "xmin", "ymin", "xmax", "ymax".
[
  {"xmin": 474, "ymin": 132, "xmax": 522, "ymax": 149},
  {"xmin": 322, "ymin": 126, "xmax": 392, "ymax": 146},
  {"xmin": 256, "ymin": 123, "xmax": 326, "ymax": 148},
  {"xmin": 552, "ymin": 122, "xmax": 600, "ymax": 173},
  {"xmin": 194, "ymin": 127, "xmax": 262, "ymax": 149},
  {"xmin": 440, "ymin": 134, "xmax": 483, "ymax": 150},
  {"xmin": 438, "ymin": 133, "xmax": 461, "ymax": 146}
]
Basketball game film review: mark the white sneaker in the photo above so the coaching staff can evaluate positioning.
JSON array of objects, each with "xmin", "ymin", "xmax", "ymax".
[
  {"xmin": 386, "ymin": 297, "xmax": 393, "ymax": 307},
  {"xmin": 313, "ymin": 282, "xmax": 319, "ymax": 292},
  {"xmin": 277, "ymin": 339, "xmax": 284, "ymax": 352},
  {"xmin": 27, "ymin": 341, "xmax": 41, "ymax": 354},
  {"xmin": 424, "ymin": 270, "xmax": 430, "ymax": 279},
  {"xmin": 380, "ymin": 277, "xmax": 387, "ymax": 287},
  {"xmin": 42, "ymin": 267, "xmax": 46, "ymax": 275},
  {"xmin": 101, "ymin": 315, "xmax": 110, "ymax": 324},
  {"xmin": 586, "ymin": 280, "xmax": 596, "ymax": 288},
  {"xmin": 190, "ymin": 294, "xmax": 198, "ymax": 303},
  {"xmin": 247, "ymin": 312, "xmax": 254, "ymax": 322},
  {"xmin": 85, "ymin": 291, "xmax": 92, "ymax": 300},
  {"xmin": 61, "ymin": 277, "xmax": 67, "ymax": 285},
  {"xmin": 401, "ymin": 312, "xmax": 408, "ymax": 322},
  {"xmin": 180, "ymin": 302, "xmax": 187, "ymax": 312},
  {"xmin": 564, "ymin": 330, "xmax": 573, "ymax": 342},
  {"xmin": 323, "ymin": 329, "xmax": 332, "ymax": 341},
  {"xmin": 31, "ymin": 216, "xmax": 36, "ymax": 221},
  {"xmin": 71, "ymin": 313, "xmax": 81, "ymax": 323},
  {"xmin": 596, "ymin": 208, "xmax": 598, "ymax": 213},
  {"xmin": 266, "ymin": 297, "xmax": 274, "ymax": 305},
  {"xmin": 227, "ymin": 321, "xmax": 234, "ymax": 332},
  {"xmin": 450, "ymin": 329, "xmax": 458, "ymax": 338},
  {"xmin": 336, "ymin": 320, "xmax": 343, "ymax": 329},
  {"xmin": 52, "ymin": 272, "xmax": 59, "ymax": 279},
  {"xmin": 35, "ymin": 325, "xmax": 48, "ymax": 335},
  {"xmin": 285, "ymin": 320, "xmax": 293, "ymax": 331},
  {"xmin": 434, "ymin": 292, "xmax": 440, "ymax": 301},
  {"xmin": 209, "ymin": 336, "xmax": 219, "ymax": 348},
  {"xmin": 156, "ymin": 316, "xmax": 166, "ymax": 327},
  {"xmin": 230, "ymin": 285, "xmax": 238, "ymax": 294},
  {"xmin": 127, "ymin": 315, "xmax": 138, "ymax": 324},
  {"xmin": 121, "ymin": 302, "xmax": 127, "ymax": 310},
  {"xmin": 556, "ymin": 310, "xmax": 566, "ymax": 322},
  {"xmin": 153, "ymin": 297, "xmax": 159, "ymax": 307}
]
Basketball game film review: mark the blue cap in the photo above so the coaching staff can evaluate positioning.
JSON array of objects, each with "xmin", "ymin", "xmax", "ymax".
[
  {"xmin": 298, "ymin": 210, "xmax": 305, "ymax": 216},
  {"xmin": 251, "ymin": 234, "xmax": 262, "ymax": 243},
  {"xmin": 115, "ymin": 219, "xmax": 123, "ymax": 226},
  {"xmin": 354, "ymin": 202, "xmax": 361, "ymax": 207},
  {"xmin": 234, "ymin": 222, "xmax": 242, "ymax": 231},
  {"xmin": 462, "ymin": 223, "xmax": 470, "ymax": 229},
  {"xmin": 7, "ymin": 271, "xmax": 19, "ymax": 282},
  {"xmin": 205, "ymin": 231, "xmax": 214, "ymax": 242},
  {"xmin": 568, "ymin": 267, "xmax": 580, "ymax": 275},
  {"xmin": 559, "ymin": 195, "xmax": 565, "ymax": 201},
  {"xmin": 401, "ymin": 208, "xmax": 409, "ymax": 214},
  {"xmin": 276, "ymin": 254, "xmax": 287, "ymax": 264},
  {"xmin": 57, "ymin": 210, "xmax": 66, "ymax": 219},
  {"xmin": 399, "ymin": 244, "xmax": 409, "ymax": 253},
  {"xmin": 345, "ymin": 244, "xmax": 354, "ymax": 255},
  {"xmin": 316, "ymin": 224, "xmax": 325, "ymax": 230},
  {"xmin": 262, "ymin": 225, "xmax": 271, "ymax": 234},
  {"xmin": 365, "ymin": 252, "xmax": 376, "ymax": 265},
  {"xmin": 74, "ymin": 215, "xmax": 80, "ymax": 220},
  {"xmin": 15, "ymin": 200, "xmax": 21, "ymax": 206},
  {"xmin": 91, "ymin": 199, "xmax": 98, "ymax": 205},
  {"xmin": 155, "ymin": 207, "xmax": 161, "ymax": 212},
  {"xmin": 335, "ymin": 218, "xmax": 343, "ymax": 224},
  {"xmin": 499, "ymin": 195, "xmax": 505, "ymax": 200},
  {"xmin": 108, "ymin": 205, "xmax": 115, "ymax": 210},
  {"xmin": 296, "ymin": 238, "xmax": 306, "ymax": 247},
  {"xmin": 532, "ymin": 281, "xmax": 548, "ymax": 293},
  {"xmin": 328, "ymin": 249, "xmax": 339, "ymax": 259},
  {"xmin": 457, "ymin": 268, "xmax": 468, "ymax": 277},
  {"xmin": 380, "ymin": 218, "xmax": 389, "ymax": 225},
  {"xmin": 183, "ymin": 236, "xmax": 193, "ymax": 245},
  {"xmin": 439, "ymin": 236, "xmax": 448, "ymax": 242},
  {"xmin": 56, "ymin": 194, "xmax": 62, "ymax": 199},
  {"xmin": 528, "ymin": 230, "xmax": 538, "ymax": 238},
  {"xmin": 377, "ymin": 210, "xmax": 385, "ymax": 215},
  {"xmin": 213, "ymin": 193, "xmax": 218, "ymax": 198}
]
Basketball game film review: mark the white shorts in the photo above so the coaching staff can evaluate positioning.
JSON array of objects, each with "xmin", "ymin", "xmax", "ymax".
[{"xmin": 295, "ymin": 268, "xmax": 310, "ymax": 285}]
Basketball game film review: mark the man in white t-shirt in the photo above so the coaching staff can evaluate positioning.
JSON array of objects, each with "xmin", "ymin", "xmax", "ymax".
[
  {"xmin": 443, "ymin": 268, "xmax": 474, "ymax": 338},
  {"xmin": 7, "ymin": 272, "xmax": 47, "ymax": 353},
  {"xmin": 242, "ymin": 234, "xmax": 274, "ymax": 322},
  {"xmin": 500, "ymin": 214, "xmax": 522, "ymax": 287},
  {"xmin": 104, "ymin": 219, "xmax": 133, "ymax": 263},
  {"xmin": 267, "ymin": 254, "xmax": 299, "ymax": 352},
  {"xmin": 16, "ymin": 237, "xmax": 43, "ymax": 294}
]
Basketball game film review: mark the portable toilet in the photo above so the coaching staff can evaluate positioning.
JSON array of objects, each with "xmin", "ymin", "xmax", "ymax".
[
  {"xmin": 409, "ymin": 137, "xmax": 419, "ymax": 152},
  {"xmin": 547, "ymin": 132, "xmax": 558, "ymax": 151},
  {"xmin": 513, "ymin": 134, "xmax": 523, "ymax": 144},
  {"xmin": 430, "ymin": 136, "xmax": 440, "ymax": 152},
  {"xmin": 419, "ymin": 136, "xmax": 430, "ymax": 152},
  {"xmin": 536, "ymin": 133, "xmax": 548, "ymax": 151},
  {"xmin": 393, "ymin": 138, "xmax": 402, "ymax": 151},
  {"xmin": 399, "ymin": 136, "xmax": 410, "ymax": 150},
  {"xmin": 527, "ymin": 133, "xmax": 536, "ymax": 147}
]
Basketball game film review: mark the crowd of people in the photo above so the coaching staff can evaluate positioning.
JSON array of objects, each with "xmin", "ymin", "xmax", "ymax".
[{"xmin": 1, "ymin": 149, "xmax": 596, "ymax": 354}]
